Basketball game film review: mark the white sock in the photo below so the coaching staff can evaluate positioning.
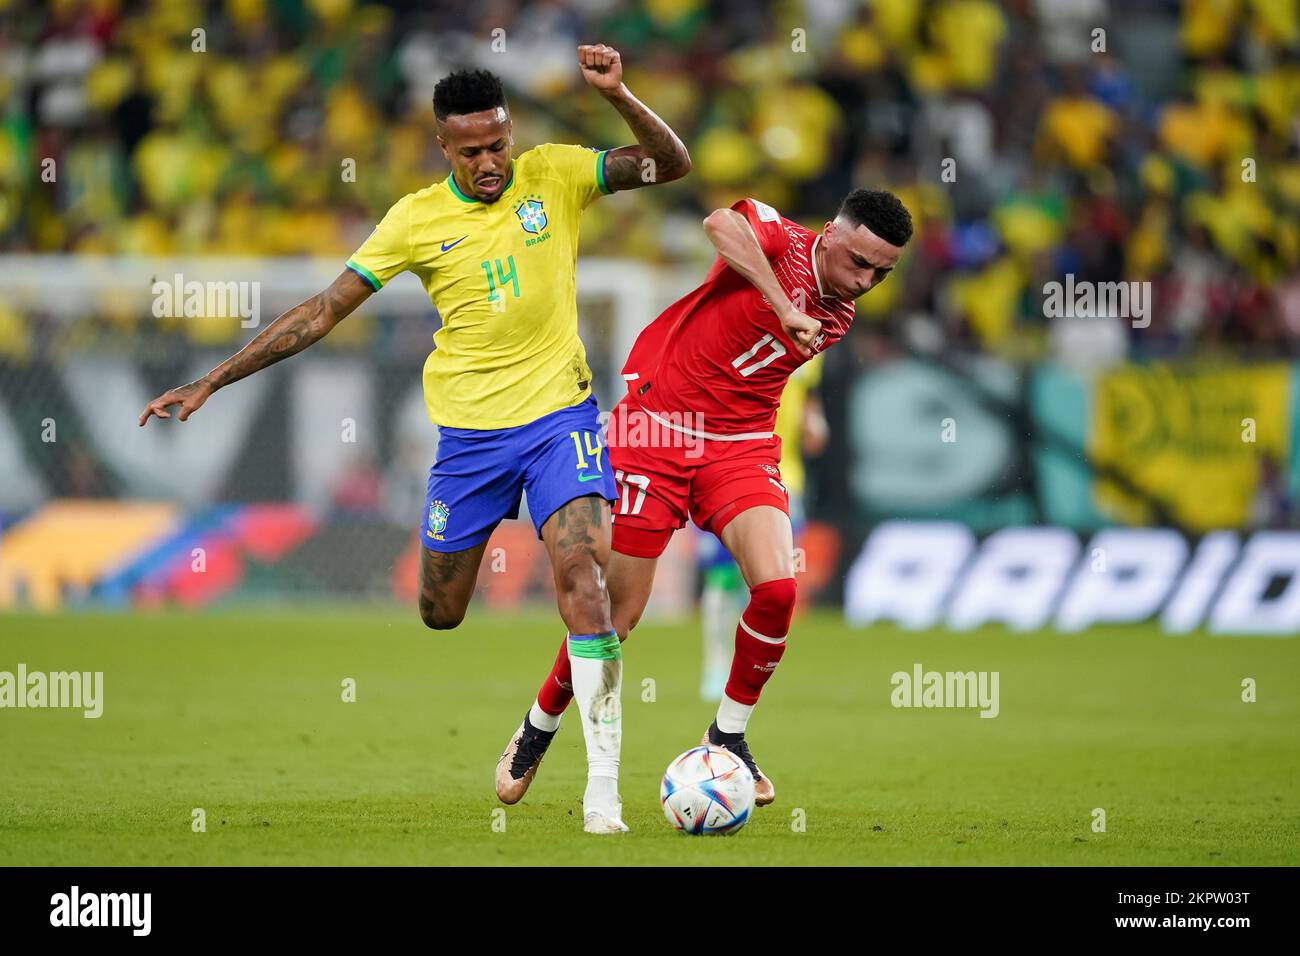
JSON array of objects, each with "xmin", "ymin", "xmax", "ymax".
[
  {"xmin": 584, "ymin": 774, "xmax": 618, "ymax": 813},
  {"xmin": 716, "ymin": 693, "xmax": 755, "ymax": 734},
  {"xmin": 567, "ymin": 631, "xmax": 623, "ymax": 814},
  {"xmin": 528, "ymin": 699, "xmax": 561, "ymax": 733}
]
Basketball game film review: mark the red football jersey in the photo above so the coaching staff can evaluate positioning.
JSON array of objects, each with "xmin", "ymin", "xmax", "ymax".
[{"xmin": 621, "ymin": 197, "xmax": 855, "ymax": 437}]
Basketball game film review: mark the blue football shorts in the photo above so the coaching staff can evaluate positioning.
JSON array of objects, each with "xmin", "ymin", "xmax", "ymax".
[{"xmin": 422, "ymin": 396, "xmax": 618, "ymax": 553}]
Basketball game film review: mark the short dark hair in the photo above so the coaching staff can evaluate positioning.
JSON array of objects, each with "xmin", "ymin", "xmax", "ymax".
[
  {"xmin": 838, "ymin": 189, "xmax": 913, "ymax": 247},
  {"xmin": 433, "ymin": 69, "xmax": 507, "ymax": 122}
]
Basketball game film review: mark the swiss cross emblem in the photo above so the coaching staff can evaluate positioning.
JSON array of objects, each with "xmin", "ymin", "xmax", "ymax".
[{"xmin": 515, "ymin": 198, "xmax": 548, "ymax": 235}]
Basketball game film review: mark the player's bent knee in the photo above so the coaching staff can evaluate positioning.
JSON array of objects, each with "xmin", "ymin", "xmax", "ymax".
[
  {"xmin": 418, "ymin": 599, "xmax": 466, "ymax": 631},
  {"xmin": 558, "ymin": 582, "xmax": 606, "ymax": 628},
  {"xmin": 556, "ymin": 561, "xmax": 603, "ymax": 604},
  {"xmin": 744, "ymin": 577, "xmax": 797, "ymax": 640},
  {"xmin": 553, "ymin": 561, "xmax": 612, "ymax": 635}
]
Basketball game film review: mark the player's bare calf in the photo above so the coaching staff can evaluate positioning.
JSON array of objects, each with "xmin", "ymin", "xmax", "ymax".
[{"xmin": 417, "ymin": 543, "xmax": 488, "ymax": 630}]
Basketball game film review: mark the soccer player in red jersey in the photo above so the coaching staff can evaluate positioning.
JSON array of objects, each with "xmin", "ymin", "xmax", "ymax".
[{"xmin": 495, "ymin": 189, "xmax": 912, "ymax": 814}]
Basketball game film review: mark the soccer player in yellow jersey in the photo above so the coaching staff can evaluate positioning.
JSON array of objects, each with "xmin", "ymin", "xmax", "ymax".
[{"xmin": 139, "ymin": 46, "xmax": 691, "ymax": 834}]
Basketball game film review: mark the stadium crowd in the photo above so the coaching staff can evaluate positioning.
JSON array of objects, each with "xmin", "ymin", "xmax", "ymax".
[{"xmin": 2, "ymin": 0, "xmax": 1299, "ymax": 360}]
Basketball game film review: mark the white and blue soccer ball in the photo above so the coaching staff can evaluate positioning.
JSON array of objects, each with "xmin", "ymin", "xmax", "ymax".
[{"xmin": 660, "ymin": 745, "xmax": 755, "ymax": 835}]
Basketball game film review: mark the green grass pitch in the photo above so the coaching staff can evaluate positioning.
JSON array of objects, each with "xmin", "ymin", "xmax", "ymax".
[{"xmin": 1, "ymin": 608, "xmax": 1297, "ymax": 866}]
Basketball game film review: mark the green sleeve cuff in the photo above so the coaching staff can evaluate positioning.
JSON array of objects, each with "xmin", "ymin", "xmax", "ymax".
[
  {"xmin": 596, "ymin": 149, "xmax": 612, "ymax": 195},
  {"xmin": 346, "ymin": 260, "xmax": 382, "ymax": 292}
]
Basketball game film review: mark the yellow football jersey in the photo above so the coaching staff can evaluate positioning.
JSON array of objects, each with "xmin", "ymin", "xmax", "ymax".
[{"xmin": 346, "ymin": 143, "xmax": 612, "ymax": 429}]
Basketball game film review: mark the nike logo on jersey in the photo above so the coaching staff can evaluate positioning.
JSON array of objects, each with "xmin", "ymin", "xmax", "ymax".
[
  {"xmin": 577, "ymin": 472, "xmax": 603, "ymax": 483},
  {"xmin": 441, "ymin": 236, "xmax": 468, "ymax": 251}
]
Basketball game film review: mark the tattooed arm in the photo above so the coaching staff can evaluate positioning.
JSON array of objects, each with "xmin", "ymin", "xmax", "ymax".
[
  {"xmin": 703, "ymin": 208, "xmax": 818, "ymax": 356},
  {"xmin": 138, "ymin": 268, "xmax": 373, "ymax": 426},
  {"xmin": 577, "ymin": 43, "xmax": 691, "ymax": 191}
]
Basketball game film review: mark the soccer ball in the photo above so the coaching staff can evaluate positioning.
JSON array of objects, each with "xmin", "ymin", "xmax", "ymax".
[{"xmin": 660, "ymin": 745, "xmax": 755, "ymax": 835}]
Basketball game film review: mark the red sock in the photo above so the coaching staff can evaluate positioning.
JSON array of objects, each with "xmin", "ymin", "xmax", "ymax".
[
  {"xmin": 535, "ymin": 636, "xmax": 574, "ymax": 716},
  {"xmin": 725, "ymin": 578, "xmax": 796, "ymax": 706}
]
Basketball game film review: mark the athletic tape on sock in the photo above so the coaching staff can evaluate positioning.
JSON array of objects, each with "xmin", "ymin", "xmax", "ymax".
[{"xmin": 567, "ymin": 630, "xmax": 621, "ymax": 660}]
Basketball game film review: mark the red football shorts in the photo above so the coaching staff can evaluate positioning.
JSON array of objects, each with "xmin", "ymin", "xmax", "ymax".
[{"xmin": 606, "ymin": 395, "xmax": 790, "ymax": 559}]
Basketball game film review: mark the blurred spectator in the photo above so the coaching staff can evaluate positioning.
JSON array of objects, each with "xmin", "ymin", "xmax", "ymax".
[
  {"xmin": 1251, "ymin": 451, "xmax": 1295, "ymax": 529},
  {"xmin": 0, "ymin": 0, "xmax": 1297, "ymax": 360}
]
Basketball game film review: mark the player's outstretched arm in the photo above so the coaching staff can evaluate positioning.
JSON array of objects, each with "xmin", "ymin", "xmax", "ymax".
[
  {"xmin": 702, "ymin": 208, "xmax": 819, "ymax": 356},
  {"xmin": 138, "ymin": 268, "xmax": 373, "ymax": 426},
  {"xmin": 577, "ymin": 43, "xmax": 691, "ymax": 190}
]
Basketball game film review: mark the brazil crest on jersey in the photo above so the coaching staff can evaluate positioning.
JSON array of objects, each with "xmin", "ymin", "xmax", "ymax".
[{"xmin": 346, "ymin": 143, "xmax": 612, "ymax": 429}]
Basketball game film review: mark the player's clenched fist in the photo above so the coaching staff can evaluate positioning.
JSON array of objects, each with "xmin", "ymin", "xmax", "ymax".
[
  {"xmin": 578, "ymin": 44, "xmax": 623, "ymax": 90},
  {"xmin": 778, "ymin": 306, "xmax": 821, "ymax": 358},
  {"xmin": 138, "ymin": 378, "xmax": 214, "ymax": 426}
]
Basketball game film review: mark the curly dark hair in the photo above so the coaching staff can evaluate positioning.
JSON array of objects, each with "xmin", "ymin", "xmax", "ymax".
[
  {"xmin": 432, "ymin": 69, "xmax": 508, "ymax": 122},
  {"xmin": 838, "ymin": 189, "xmax": 913, "ymax": 247}
]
